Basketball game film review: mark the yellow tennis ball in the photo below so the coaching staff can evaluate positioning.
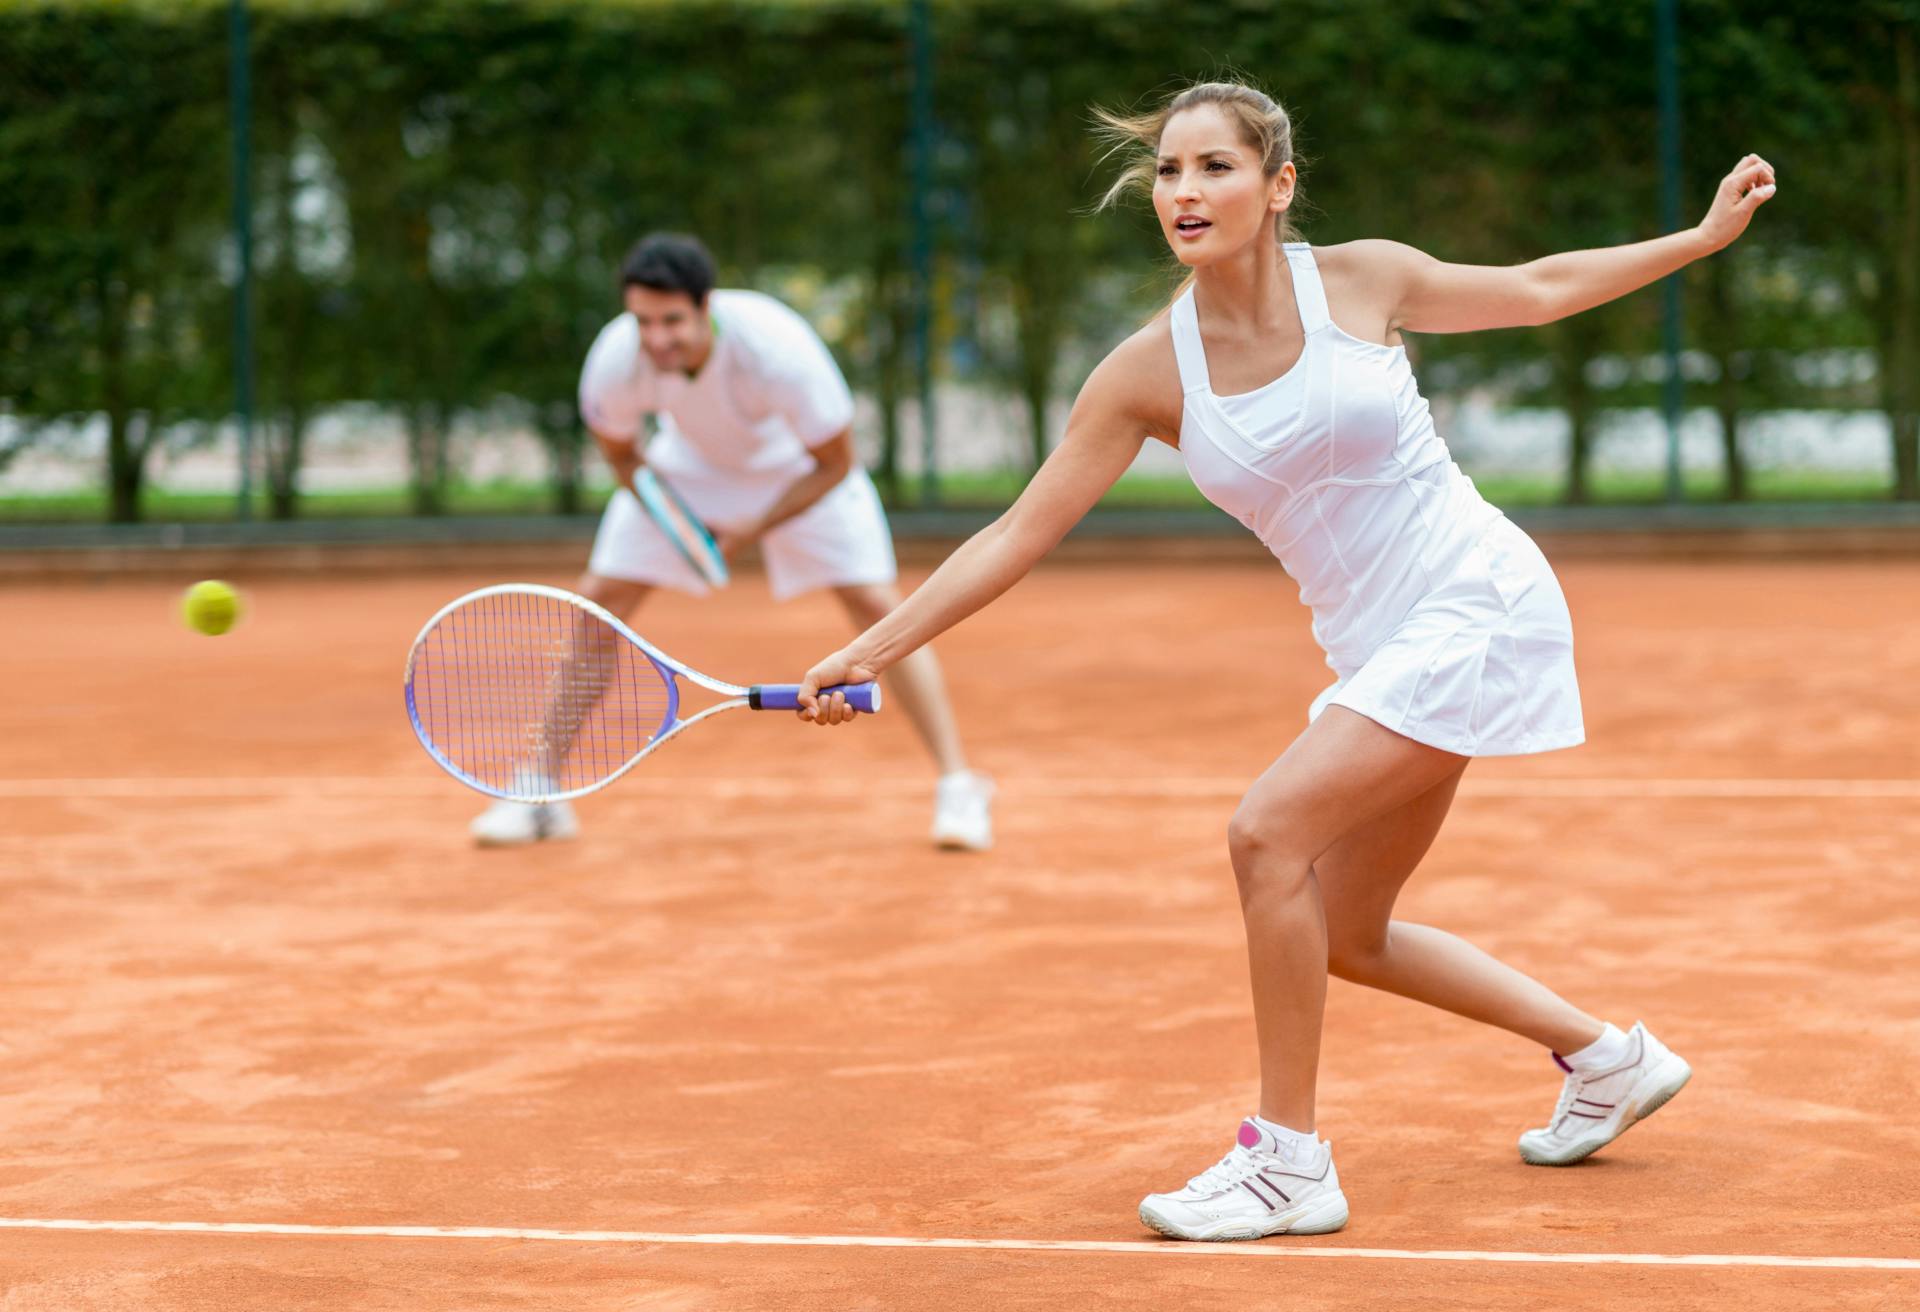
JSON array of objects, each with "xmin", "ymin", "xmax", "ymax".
[{"xmin": 181, "ymin": 579, "xmax": 241, "ymax": 636}]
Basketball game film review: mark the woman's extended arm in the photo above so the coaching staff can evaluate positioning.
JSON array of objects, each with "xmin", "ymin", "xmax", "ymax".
[
  {"xmin": 1344, "ymin": 153, "xmax": 1777, "ymax": 337},
  {"xmin": 794, "ymin": 337, "xmax": 1171, "ymax": 720}
]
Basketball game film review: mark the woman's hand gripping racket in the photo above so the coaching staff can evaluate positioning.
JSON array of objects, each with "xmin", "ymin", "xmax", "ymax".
[
  {"xmin": 404, "ymin": 583, "xmax": 880, "ymax": 802},
  {"xmin": 795, "ymin": 646, "xmax": 885, "ymax": 729}
]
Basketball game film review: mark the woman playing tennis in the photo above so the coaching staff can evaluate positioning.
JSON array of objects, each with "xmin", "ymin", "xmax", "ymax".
[{"xmin": 796, "ymin": 79, "xmax": 1776, "ymax": 1241}]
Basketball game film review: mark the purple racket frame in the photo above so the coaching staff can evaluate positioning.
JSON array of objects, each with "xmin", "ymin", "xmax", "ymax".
[{"xmin": 403, "ymin": 583, "xmax": 880, "ymax": 803}]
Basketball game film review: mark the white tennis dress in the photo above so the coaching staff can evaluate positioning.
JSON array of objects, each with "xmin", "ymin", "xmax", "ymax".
[{"xmin": 1172, "ymin": 244, "xmax": 1584, "ymax": 757}]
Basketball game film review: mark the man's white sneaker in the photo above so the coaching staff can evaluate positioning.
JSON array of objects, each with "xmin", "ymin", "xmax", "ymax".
[
  {"xmin": 931, "ymin": 771, "xmax": 995, "ymax": 852},
  {"xmin": 1138, "ymin": 1120, "xmax": 1350, "ymax": 1242},
  {"xmin": 470, "ymin": 797, "xmax": 579, "ymax": 847},
  {"xmin": 1519, "ymin": 1021, "xmax": 1691, "ymax": 1166}
]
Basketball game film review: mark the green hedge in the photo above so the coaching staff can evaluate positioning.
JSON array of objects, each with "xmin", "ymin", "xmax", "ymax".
[{"xmin": 1, "ymin": 0, "xmax": 1914, "ymax": 520}]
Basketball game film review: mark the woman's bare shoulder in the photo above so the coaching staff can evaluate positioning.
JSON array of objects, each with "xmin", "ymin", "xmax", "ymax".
[
  {"xmin": 1313, "ymin": 238, "xmax": 1423, "ymax": 270},
  {"xmin": 1075, "ymin": 313, "xmax": 1184, "ymax": 444},
  {"xmin": 1313, "ymin": 238, "xmax": 1425, "ymax": 292},
  {"xmin": 1312, "ymin": 240, "xmax": 1427, "ymax": 343}
]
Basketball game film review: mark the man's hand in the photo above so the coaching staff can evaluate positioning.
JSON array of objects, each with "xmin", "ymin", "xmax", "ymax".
[
  {"xmin": 589, "ymin": 426, "xmax": 643, "ymax": 494},
  {"xmin": 714, "ymin": 523, "xmax": 761, "ymax": 563},
  {"xmin": 607, "ymin": 446, "xmax": 643, "ymax": 494}
]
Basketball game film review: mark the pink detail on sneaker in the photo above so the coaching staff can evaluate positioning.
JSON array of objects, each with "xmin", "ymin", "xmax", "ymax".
[{"xmin": 1237, "ymin": 1121, "xmax": 1261, "ymax": 1149}]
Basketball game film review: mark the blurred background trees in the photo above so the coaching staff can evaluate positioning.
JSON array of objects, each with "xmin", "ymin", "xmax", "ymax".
[{"xmin": 0, "ymin": 0, "xmax": 1910, "ymax": 521}]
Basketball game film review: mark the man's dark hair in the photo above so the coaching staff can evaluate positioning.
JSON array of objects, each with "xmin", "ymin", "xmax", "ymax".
[{"xmin": 620, "ymin": 233, "xmax": 716, "ymax": 305}]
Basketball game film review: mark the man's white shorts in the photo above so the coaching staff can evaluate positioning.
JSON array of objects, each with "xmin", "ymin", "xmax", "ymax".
[{"xmin": 588, "ymin": 464, "xmax": 898, "ymax": 602}]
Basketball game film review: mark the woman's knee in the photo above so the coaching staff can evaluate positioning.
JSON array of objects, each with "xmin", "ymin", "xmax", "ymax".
[
  {"xmin": 1325, "ymin": 933, "xmax": 1388, "ymax": 984},
  {"xmin": 1226, "ymin": 799, "xmax": 1314, "ymax": 893},
  {"xmin": 1324, "ymin": 906, "xmax": 1402, "ymax": 983}
]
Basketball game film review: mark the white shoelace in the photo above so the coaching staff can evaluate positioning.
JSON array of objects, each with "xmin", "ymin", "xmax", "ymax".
[
  {"xmin": 1186, "ymin": 1144, "xmax": 1266, "ymax": 1195},
  {"xmin": 1544, "ymin": 1070, "xmax": 1583, "ymax": 1130}
]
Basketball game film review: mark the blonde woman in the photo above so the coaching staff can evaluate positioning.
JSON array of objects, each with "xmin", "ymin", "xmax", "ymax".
[{"xmin": 796, "ymin": 80, "xmax": 1775, "ymax": 1240}]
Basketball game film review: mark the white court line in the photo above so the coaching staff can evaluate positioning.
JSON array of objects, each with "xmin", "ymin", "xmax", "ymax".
[
  {"xmin": 1, "ymin": 776, "xmax": 1919, "ymax": 801},
  {"xmin": 0, "ymin": 1218, "xmax": 1913, "ymax": 1270}
]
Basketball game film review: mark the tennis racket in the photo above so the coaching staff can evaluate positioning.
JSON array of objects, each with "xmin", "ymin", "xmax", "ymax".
[
  {"xmin": 404, "ymin": 583, "xmax": 880, "ymax": 802},
  {"xmin": 633, "ymin": 467, "xmax": 729, "ymax": 588}
]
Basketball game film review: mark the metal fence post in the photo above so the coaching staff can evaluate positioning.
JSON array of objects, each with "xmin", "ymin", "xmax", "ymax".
[
  {"xmin": 1657, "ymin": 0, "xmax": 1685, "ymax": 503},
  {"xmin": 908, "ymin": 0, "xmax": 938, "ymax": 507},
  {"xmin": 229, "ymin": 0, "xmax": 256, "ymax": 520}
]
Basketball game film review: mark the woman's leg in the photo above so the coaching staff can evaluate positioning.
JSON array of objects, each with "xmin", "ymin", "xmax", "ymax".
[
  {"xmin": 1227, "ymin": 707, "xmax": 1468, "ymax": 1130},
  {"xmin": 1142, "ymin": 707, "xmax": 1617, "ymax": 1239},
  {"xmin": 1316, "ymin": 768, "xmax": 1606, "ymax": 1055}
]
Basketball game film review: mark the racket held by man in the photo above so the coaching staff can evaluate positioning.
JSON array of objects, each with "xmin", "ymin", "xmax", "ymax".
[{"xmin": 633, "ymin": 466, "xmax": 730, "ymax": 588}]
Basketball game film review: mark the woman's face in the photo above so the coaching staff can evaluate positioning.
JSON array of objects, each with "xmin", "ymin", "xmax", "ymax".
[{"xmin": 1151, "ymin": 104, "xmax": 1294, "ymax": 267}]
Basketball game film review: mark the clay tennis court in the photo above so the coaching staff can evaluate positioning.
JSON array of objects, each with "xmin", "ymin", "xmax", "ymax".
[{"xmin": 2, "ymin": 552, "xmax": 1917, "ymax": 1309}]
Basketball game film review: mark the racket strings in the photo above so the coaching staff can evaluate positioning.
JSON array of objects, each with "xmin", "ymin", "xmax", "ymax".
[{"xmin": 412, "ymin": 592, "xmax": 673, "ymax": 796}]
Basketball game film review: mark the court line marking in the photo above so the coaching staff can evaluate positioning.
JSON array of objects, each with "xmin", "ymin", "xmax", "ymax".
[
  {"xmin": 0, "ymin": 1218, "xmax": 1913, "ymax": 1270},
  {"xmin": 2, "ymin": 776, "xmax": 1919, "ymax": 801}
]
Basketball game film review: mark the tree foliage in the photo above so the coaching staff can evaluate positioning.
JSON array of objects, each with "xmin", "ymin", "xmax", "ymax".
[{"xmin": 0, "ymin": 0, "xmax": 1911, "ymax": 520}]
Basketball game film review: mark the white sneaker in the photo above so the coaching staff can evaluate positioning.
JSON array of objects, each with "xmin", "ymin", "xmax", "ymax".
[
  {"xmin": 1138, "ymin": 1120, "xmax": 1350, "ymax": 1241},
  {"xmin": 931, "ymin": 771, "xmax": 995, "ymax": 852},
  {"xmin": 470, "ymin": 795, "xmax": 579, "ymax": 847},
  {"xmin": 1519, "ymin": 1021, "xmax": 1691, "ymax": 1166}
]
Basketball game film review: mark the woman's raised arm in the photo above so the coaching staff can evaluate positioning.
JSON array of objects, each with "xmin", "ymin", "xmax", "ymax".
[{"xmin": 1349, "ymin": 154, "xmax": 1777, "ymax": 337}]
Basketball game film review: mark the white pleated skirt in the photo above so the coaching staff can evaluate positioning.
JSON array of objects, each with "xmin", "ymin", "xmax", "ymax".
[{"xmin": 1309, "ymin": 518, "xmax": 1586, "ymax": 757}]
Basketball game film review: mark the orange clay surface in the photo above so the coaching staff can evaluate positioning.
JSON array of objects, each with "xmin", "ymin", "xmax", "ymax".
[{"xmin": 1, "ymin": 557, "xmax": 1917, "ymax": 1310}]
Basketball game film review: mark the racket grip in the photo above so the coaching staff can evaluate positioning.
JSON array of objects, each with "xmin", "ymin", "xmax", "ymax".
[{"xmin": 749, "ymin": 683, "xmax": 883, "ymax": 714}]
